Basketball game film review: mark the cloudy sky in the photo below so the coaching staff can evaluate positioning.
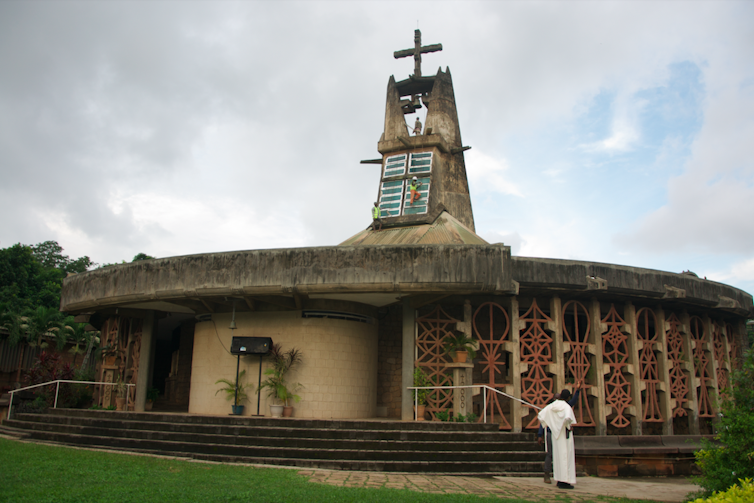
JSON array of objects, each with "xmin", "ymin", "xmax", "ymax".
[{"xmin": 2, "ymin": 1, "xmax": 753, "ymax": 296}]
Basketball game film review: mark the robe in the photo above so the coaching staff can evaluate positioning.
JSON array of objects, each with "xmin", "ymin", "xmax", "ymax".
[{"xmin": 537, "ymin": 399, "xmax": 577, "ymax": 485}]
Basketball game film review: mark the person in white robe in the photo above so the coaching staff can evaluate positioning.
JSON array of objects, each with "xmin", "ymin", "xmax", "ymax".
[{"xmin": 537, "ymin": 388, "xmax": 577, "ymax": 489}]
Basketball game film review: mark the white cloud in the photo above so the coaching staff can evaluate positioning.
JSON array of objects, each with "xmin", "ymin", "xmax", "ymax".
[
  {"xmin": 0, "ymin": 0, "xmax": 753, "ymax": 300},
  {"xmin": 466, "ymin": 150, "xmax": 523, "ymax": 197}
]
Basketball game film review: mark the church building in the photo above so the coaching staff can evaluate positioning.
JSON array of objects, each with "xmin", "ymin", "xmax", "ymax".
[{"xmin": 60, "ymin": 30, "xmax": 753, "ymax": 438}]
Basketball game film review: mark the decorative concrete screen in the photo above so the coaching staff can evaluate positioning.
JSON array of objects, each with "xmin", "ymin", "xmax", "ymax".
[{"xmin": 383, "ymin": 154, "xmax": 407, "ymax": 178}]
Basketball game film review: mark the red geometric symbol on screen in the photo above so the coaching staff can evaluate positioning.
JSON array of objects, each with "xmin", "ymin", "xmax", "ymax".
[
  {"xmin": 602, "ymin": 304, "xmax": 632, "ymax": 428},
  {"xmin": 636, "ymin": 307, "xmax": 662, "ymax": 422},
  {"xmin": 690, "ymin": 316, "xmax": 714, "ymax": 418},
  {"xmin": 519, "ymin": 299, "xmax": 554, "ymax": 429},
  {"xmin": 712, "ymin": 323, "xmax": 729, "ymax": 397},
  {"xmin": 666, "ymin": 313, "xmax": 689, "ymax": 417},
  {"xmin": 562, "ymin": 300, "xmax": 594, "ymax": 426},
  {"xmin": 416, "ymin": 306, "xmax": 457, "ymax": 419},
  {"xmin": 472, "ymin": 301, "xmax": 511, "ymax": 430}
]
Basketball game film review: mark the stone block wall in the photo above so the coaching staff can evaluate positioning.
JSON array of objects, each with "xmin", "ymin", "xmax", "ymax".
[{"xmin": 377, "ymin": 304, "xmax": 403, "ymax": 418}]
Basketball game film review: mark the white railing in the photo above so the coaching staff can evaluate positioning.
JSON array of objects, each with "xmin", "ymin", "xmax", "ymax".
[
  {"xmin": 407, "ymin": 384, "xmax": 542, "ymax": 421},
  {"xmin": 6, "ymin": 380, "xmax": 135, "ymax": 421}
]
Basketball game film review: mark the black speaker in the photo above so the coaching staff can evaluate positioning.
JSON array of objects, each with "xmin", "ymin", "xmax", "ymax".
[{"xmin": 230, "ymin": 337, "xmax": 272, "ymax": 355}]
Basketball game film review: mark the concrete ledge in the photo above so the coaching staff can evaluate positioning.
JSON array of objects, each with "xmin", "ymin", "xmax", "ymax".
[
  {"xmin": 618, "ymin": 435, "xmax": 677, "ymax": 455},
  {"xmin": 661, "ymin": 435, "xmax": 715, "ymax": 454},
  {"xmin": 575, "ymin": 436, "xmax": 634, "ymax": 456}
]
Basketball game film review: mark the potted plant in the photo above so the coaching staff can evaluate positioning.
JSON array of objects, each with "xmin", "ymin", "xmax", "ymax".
[
  {"xmin": 215, "ymin": 369, "xmax": 253, "ymax": 415},
  {"xmin": 258, "ymin": 344, "xmax": 303, "ymax": 417},
  {"xmin": 115, "ymin": 378, "xmax": 127, "ymax": 411},
  {"xmin": 413, "ymin": 367, "xmax": 431, "ymax": 421},
  {"xmin": 442, "ymin": 332, "xmax": 477, "ymax": 363},
  {"xmin": 145, "ymin": 387, "xmax": 159, "ymax": 411}
]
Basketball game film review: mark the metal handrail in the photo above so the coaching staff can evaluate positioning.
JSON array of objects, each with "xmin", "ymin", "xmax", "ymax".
[
  {"xmin": 408, "ymin": 384, "xmax": 543, "ymax": 421},
  {"xmin": 6, "ymin": 380, "xmax": 135, "ymax": 421}
]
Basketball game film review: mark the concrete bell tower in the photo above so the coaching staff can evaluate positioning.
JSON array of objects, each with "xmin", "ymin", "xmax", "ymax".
[{"xmin": 342, "ymin": 30, "xmax": 482, "ymax": 246}]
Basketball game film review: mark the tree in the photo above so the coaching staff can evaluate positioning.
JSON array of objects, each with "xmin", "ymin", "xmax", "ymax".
[
  {"xmin": 60, "ymin": 316, "xmax": 98, "ymax": 368},
  {"xmin": 31, "ymin": 241, "xmax": 95, "ymax": 274},
  {"xmin": 0, "ymin": 244, "xmax": 56, "ymax": 312},
  {"xmin": 694, "ymin": 343, "xmax": 754, "ymax": 495},
  {"xmin": 132, "ymin": 253, "xmax": 155, "ymax": 262},
  {"xmin": 1, "ymin": 241, "xmax": 94, "ymax": 314}
]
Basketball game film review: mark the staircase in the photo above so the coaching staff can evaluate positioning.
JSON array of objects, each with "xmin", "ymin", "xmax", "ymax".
[{"xmin": 2, "ymin": 409, "xmax": 544, "ymax": 475}]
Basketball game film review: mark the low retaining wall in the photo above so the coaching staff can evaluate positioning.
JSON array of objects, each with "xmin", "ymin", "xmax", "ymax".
[{"xmin": 576, "ymin": 435, "xmax": 714, "ymax": 477}]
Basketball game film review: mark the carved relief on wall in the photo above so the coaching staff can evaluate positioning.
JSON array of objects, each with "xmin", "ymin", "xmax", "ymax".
[
  {"xmin": 99, "ymin": 316, "xmax": 121, "ymax": 407},
  {"xmin": 562, "ymin": 300, "xmax": 594, "ymax": 426},
  {"xmin": 98, "ymin": 316, "xmax": 142, "ymax": 409},
  {"xmin": 666, "ymin": 313, "xmax": 689, "ymax": 417},
  {"xmin": 518, "ymin": 299, "xmax": 553, "ymax": 429},
  {"xmin": 126, "ymin": 319, "xmax": 143, "ymax": 410},
  {"xmin": 416, "ymin": 306, "xmax": 457, "ymax": 419},
  {"xmin": 712, "ymin": 323, "xmax": 729, "ymax": 397},
  {"xmin": 636, "ymin": 307, "xmax": 663, "ymax": 422},
  {"xmin": 602, "ymin": 304, "xmax": 632, "ymax": 428},
  {"xmin": 690, "ymin": 316, "xmax": 714, "ymax": 417},
  {"xmin": 472, "ymin": 301, "xmax": 511, "ymax": 429}
]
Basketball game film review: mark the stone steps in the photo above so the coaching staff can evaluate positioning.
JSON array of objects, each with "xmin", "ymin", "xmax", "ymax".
[{"xmin": 3, "ymin": 409, "xmax": 545, "ymax": 474}]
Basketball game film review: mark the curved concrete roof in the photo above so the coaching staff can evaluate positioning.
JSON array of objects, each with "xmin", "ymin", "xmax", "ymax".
[
  {"xmin": 60, "ymin": 244, "xmax": 513, "ymax": 314},
  {"xmin": 512, "ymin": 256, "xmax": 752, "ymax": 317},
  {"xmin": 60, "ymin": 244, "xmax": 752, "ymax": 318}
]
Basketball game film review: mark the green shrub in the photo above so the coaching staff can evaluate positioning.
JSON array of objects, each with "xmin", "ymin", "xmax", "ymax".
[
  {"xmin": 413, "ymin": 367, "xmax": 431, "ymax": 406},
  {"xmin": 691, "ymin": 478, "xmax": 754, "ymax": 503},
  {"xmin": 694, "ymin": 346, "xmax": 754, "ymax": 495},
  {"xmin": 453, "ymin": 413, "xmax": 478, "ymax": 423},
  {"xmin": 436, "ymin": 410, "xmax": 450, "ymax": 422},
  {"xmin": 17, "ymin": 396, "xmax": 49, "ymax": 414}
]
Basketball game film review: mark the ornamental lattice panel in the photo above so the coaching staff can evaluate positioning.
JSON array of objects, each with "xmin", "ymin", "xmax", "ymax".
[
  {"xmin": 602, "ymin": 304, "xmax": 632, "ymax": 428},
  {"xmin": 636, "ymin": 308, "xmax": 663, "ymax": 422},
  {"xmin": 416, "ymin": 306, "xmax": 457, "ymax": 419},
  {"xmin": 726, "ymin": 323, "xmax": 738, "ymax": 369},
  {"xmin": 472, "ymin": 301, "xmax": 511, "ymax": 429},
  {"xmin": 666, "ymin": 313, "xmax": 689, "ymax": 417},
  {"xmin": 518, "ymin": 299, "xmax": 553, "ymax": 429},
  {"xmin": 690, "ymin": 316, "xmax": 714, "ymax": 417},
  {"xmin": 562, "ymin": 300, "xmax": 595, "ymax": 426},
  {"xmin": 712, "ymin": 323, "xmax": 729, "ymax": 396}
]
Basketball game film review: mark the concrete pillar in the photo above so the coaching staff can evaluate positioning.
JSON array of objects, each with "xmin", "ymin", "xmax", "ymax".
[
  {"xmin": 655, "ymin": 307, "xmax": 674, "ymax": 435},
  {"xmin": 447, "ymin": 363, "xmax": 473, "ymax": 417},
  {"xmin": 704, "ymin": 315, "xmax": 720, "ymax": 423},
  {"xmin": 135, "ymin": 311, "xmax": 155, "ymax": 412},
  {"xmin": 590, "ymin": 298, "xmax": 607, "ymax": 436},
  {"xmin": 401, "ymin": 298, "xmax": 416, "ymax": 421},
  {"xmin": 624, "ymin": 302, "xmax": 642, "ymax": 436},
  {"xmin": 549, "ymin": 296, "xmax": 564, "ymax": 395},
  {"xmin": 509, "ymin": 297, "xmax": 523, "ymax": 432}
]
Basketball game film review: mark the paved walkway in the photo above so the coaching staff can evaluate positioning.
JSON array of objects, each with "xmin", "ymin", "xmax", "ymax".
[{"xmin": 299, "ymin": 470, "xmax": 700, "ymax": 502}]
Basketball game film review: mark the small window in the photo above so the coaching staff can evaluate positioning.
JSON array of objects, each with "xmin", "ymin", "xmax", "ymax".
[
  {"xmin": 408, "ymin": 152, "xmax": 433, "ymax": 175},
  {"xmin": 383, "ymin": 154, "xmax": 407, "ymax": 178}
]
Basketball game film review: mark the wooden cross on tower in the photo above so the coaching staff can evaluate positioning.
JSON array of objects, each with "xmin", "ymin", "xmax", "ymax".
[{"xmin": 393, "ymin": 29, "xmax": 442, "ymax": 78}]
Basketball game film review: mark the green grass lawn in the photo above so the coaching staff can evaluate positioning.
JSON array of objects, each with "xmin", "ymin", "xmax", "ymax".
[{"xmin": 0, "ymin": 438, "xmax": 652, "ymax": 503}]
